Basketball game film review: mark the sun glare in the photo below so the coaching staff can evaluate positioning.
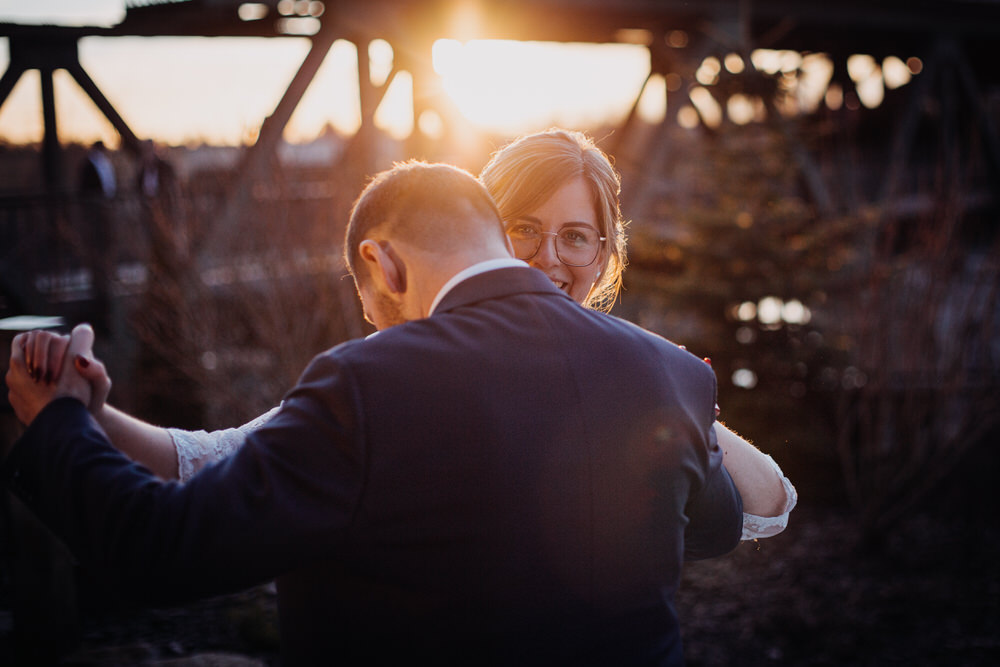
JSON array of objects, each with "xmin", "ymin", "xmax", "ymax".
[
  {"xmin": 689, "ymin": 87, "xmax": 722, "ymax": 128},
  {"xmin": 636, "ymin": 74, "xmax": 667, "ymax": 124},
  {"xmin": 796, "ymin": 53, "xmax": 834, "ymax": 113},
  {"xmin": 373, "ymin": 71, "xmax": 414, "ymax": 140},
  {"xmin": 431, "ymin": 39, "xmax": 649, "ymax": 135},
  {"xmin": 368, "ymin": 39, "xmax": 394, "ymax": 87},
  {"xmin": 882, "ymin": 55, "xmax": 912, "ymax": 89}
]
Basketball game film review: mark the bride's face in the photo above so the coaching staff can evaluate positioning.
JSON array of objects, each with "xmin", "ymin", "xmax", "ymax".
[{"xmin": 504, "ymin": 176, "xmax": 607, "ymax": 305}]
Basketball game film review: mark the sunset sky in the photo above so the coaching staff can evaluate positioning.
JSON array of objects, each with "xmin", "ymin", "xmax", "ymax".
[
  {"xmin": 0, "ymin": 1, "xmax": 910, "ymax": 148},
  {"xmin": 0, "ymin": 0, "xmax": 655, "ymax": 146}
]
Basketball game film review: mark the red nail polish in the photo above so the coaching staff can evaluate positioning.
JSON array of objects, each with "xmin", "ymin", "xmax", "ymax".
[
  {"xmin": 703, "ymin": 357, "xmax": 712, "ymax": 366},
  {"xmin": 76, "ymin": 355, "xmax": 91, "ymax": 368}
]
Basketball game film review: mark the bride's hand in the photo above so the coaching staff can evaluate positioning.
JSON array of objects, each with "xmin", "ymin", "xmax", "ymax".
[
  {"xmin": 20, "ymin": 328, "xmax": 112, "ymax": 413},
  {"xmin": 22, "ymin": 329, "xmax": 68, "ymax": 384}
]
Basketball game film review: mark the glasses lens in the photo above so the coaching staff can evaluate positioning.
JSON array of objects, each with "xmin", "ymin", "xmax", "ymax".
[
  {"xmin": 506, "ymin": 223, "xmax": 541, "ymax": 260},
  {"xmin": 556, "ymin": 227, "xmax": 601, "ymax": 266}
]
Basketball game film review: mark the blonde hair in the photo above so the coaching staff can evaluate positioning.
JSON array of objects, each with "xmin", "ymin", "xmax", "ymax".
[{"xmin": 479, "ymin": 128, "xmax": 627, "ymax": 311}]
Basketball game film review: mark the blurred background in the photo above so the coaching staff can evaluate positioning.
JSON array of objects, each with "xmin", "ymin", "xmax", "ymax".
[{"xmin": 0, "ymin": 1, "xmax": 998, "ymax": 664}]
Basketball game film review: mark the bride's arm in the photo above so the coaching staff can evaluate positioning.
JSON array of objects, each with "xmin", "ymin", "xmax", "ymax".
[
  {"xmin": 714, "ymin": 422, "xmax": 798, "ymax": 539},
  {"xmin": 167, "ymin": 406, "xmax": 281, "ymax": 482},
  {"xmin": 92, "ymin": 404, "xmax": 281, "ymax": 482},
  {"xmin": 92, "ymin": 405, "xmax": 181, "ymax": 479}
]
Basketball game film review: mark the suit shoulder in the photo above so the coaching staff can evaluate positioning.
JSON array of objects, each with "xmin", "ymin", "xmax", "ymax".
[
  {"xmin": 596, "ymin": 311, "xmax": 695, "ymax": 353},
  {"xmin": 290, "ymin": 337, "xmax": 369, "ymax": 385},
  {"xmin": 595, "ymin": 312, "xmax": 717, "ymax": 381},
  {"xmin": 302, "ymin": 328, "xmax": 426, "ymax": 380}
]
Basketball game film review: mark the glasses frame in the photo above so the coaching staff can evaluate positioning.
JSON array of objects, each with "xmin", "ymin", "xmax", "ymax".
[{"xmin": 505, "ymin": 222, "xmax": 607, "ymax": 268}]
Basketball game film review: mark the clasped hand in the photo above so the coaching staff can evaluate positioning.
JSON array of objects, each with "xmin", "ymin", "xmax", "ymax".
[{"xmin": 6, "ymin": 323, "xmax": 110, "ymax": 427}]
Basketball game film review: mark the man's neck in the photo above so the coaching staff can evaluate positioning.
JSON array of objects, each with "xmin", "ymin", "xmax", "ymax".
[
  {"xmin": 391, "ymin": 238, "xmax": 516, "ymax": 320},
  {"xmin": 427, "ymin": 257, "xmax": 527, "ymax": 316}
]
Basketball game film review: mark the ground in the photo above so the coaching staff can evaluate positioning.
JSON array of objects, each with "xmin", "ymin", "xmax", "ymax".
[
  {"xmin": 2, "ymin": 504, "xmax": 998, "ymax": 665},
  {"xmin": 677, "ymin": 505, "xmax": 999, "ymax": 666}
]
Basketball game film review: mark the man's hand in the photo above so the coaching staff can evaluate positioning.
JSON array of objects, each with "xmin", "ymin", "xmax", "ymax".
[{"xmin": 7, "ymin": 324, "xmax": 98, "ymax": 426}]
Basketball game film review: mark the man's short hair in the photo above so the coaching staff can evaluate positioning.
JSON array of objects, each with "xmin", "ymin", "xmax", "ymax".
[{"xmin": 344, "ymin": 161, "xmax": 504, "ymax": 278}]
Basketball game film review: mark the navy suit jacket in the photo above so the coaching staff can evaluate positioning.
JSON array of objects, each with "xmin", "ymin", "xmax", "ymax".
[{"xmin": 3, "ymin": 267, "xmax": 742, "ymax": 665}]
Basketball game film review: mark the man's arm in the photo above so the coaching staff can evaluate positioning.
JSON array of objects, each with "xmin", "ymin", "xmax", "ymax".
[
  {"xmin": 683, "ymin": 420, "xmax": 744, "ymax": 560},
  {"xmin": 680, "ymin": 363, "xmax": 744, "ymax": 560},
  {"xmin": 12, "ymin": 328, "xmax": 182, "ymax": 479},
  {"xmin": 1, "ymin": 351, "xmax": 366, "ymax": 606}
]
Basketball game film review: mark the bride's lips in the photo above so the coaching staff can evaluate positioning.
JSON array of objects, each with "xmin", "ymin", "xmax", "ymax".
[{"xmin": 547, "ymin": 276, "xmax": 568, "ymax": 292}]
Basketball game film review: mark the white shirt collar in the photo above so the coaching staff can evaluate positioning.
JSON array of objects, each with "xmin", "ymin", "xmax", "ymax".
[{"xmin": 428, "ymin": 258, "xmax": 528, "ymax": 315}]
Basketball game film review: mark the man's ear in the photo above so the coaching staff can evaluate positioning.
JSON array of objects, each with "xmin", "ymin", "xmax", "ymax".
[{"xmin": 359, "ymin": 239, "xmax": 406, "ymax": 294}]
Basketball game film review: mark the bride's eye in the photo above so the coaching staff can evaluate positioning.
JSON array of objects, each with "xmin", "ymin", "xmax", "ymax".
[{"xmin": 506, "ymin": 223, "xmax": 539, "ymax": 237}]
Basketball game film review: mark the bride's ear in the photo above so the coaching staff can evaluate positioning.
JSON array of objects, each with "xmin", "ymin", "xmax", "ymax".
[{"xmin": 359, "ymin": 239, "xmax": 406, "ymax": 294}]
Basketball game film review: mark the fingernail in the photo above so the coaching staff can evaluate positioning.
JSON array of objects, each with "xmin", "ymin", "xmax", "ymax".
[
  {"xmin": 76, "ymin": 355, "xmax": 90, "ymax": 368},
  {"xmin": 703, "ymin": 357, "xmax": 712, "ymax": 366}
]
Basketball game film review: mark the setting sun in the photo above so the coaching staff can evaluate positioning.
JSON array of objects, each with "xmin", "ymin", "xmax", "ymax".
[{"xmin": 430, "ymin": 39, "xmax": 649, "ymax": 136}]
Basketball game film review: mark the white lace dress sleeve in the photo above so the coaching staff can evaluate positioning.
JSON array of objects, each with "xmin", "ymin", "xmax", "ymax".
[
  {"xmin": 167, "ymin": 405, "xmax": 282, "ymax": 483},
  {"xmin": 741, "ymin": 452, "xmax": 798, "ymax": 540}
]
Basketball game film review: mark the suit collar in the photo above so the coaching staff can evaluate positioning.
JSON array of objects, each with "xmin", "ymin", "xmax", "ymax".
[
  {"xmin": 429, "ymin": 258, "xmax": 527, "ymax": 315},
  {"xmin": 433, "ymin": 266, "xmax": 574, "ymax": 314}
]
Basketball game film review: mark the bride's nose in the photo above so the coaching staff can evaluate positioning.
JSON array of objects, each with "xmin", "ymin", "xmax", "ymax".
[{"xmin": 531, "ymin": 232, "xmax": 560, "ymax": 268}]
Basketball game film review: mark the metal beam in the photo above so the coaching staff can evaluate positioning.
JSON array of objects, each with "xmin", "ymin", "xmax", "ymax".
[
  {"xmin": 0, "ymin": 61, "xmax": 25, "ymax": 113},
  {"xmin": 65, "ymin": 60, "xmax": 142, "ymax": 156},
  {"xmin": 199, "ymin": 23, "xmax": 340, "ymax": 257},
  {"xmin": 240, "ymin": 28, "xmax": 339, "ymax": 182},
  {"xmin": 39, "ymin": 67, "xmax": 63, "ymax": 191},
  {"xmin": 0, "ymin": 31, "xmax": 144, "ymax": 189}
]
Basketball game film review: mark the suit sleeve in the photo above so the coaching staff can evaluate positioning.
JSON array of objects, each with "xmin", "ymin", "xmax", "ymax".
[
  {"xmin": 0, "ymin": 352, "xmax": 366, "ymax": 606},
  {"xmin": 681, "ymin": 367, "xmax": 744, "ymax": 560}
]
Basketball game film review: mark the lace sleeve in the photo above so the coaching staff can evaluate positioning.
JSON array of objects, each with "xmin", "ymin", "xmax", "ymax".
[
  {"xmin": 741, "ymin": 452, "xmax": 798, "ymax": 540},
  {"xmin": 168, "ymin": 405, "xmax": 282, "ymax": 483}
]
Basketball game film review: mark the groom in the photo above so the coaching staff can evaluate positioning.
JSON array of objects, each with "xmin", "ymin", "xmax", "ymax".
[{"xmin": 3, "ymin": 161, "xmax": 742, "ymax": 665}]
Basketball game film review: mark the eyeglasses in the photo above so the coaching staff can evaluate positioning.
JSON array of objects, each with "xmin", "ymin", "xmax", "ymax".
[{"xmin": 505, "ymin": 220, "xmax": 606, "ymax": 267}]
